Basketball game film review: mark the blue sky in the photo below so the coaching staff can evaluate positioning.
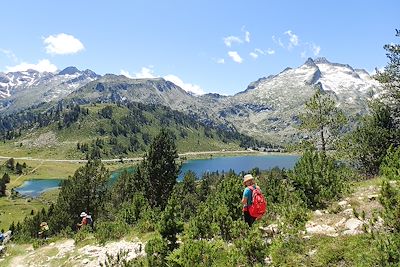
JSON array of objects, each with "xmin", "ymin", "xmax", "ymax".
[{"xmin": 0, "ymin": 0, "xmax": 398, "ymax": 95}]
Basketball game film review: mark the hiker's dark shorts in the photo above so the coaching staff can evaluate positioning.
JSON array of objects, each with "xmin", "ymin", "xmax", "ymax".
[{"xmin": 243, "ymin": 211, "xmax": 256, "ymax": 227}]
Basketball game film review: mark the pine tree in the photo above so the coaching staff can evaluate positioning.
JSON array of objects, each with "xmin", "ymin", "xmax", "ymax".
[
  {"xmin": 299, "ymin": 87, "xmax": 347, "ymax": 152},
  {"xmin": 50, "ymin": 160, "xmax": 109, "ymax": 233},
  {"xmin": 143, "ymin": 129, "xmax": 180, "ymax": 209},
  {"xmin": 375, "ymin": 29, "xmax": 400, "ymax": 133},
  {"xmin": 158, "ymin": 196, "xmax": 184, "ymax": 251},
  {"xmin": 2, "ymin": 173, "xmax": 10, "ymax": 183}
]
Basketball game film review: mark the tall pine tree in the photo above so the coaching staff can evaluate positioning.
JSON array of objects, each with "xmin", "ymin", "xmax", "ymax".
[
  {"xmin": 143, "ymin": 129, "xmax": 180, "ymax": 209},
  {"xmin": 299, "ymin": 87, "xmax": 347, "ymax": 152}
]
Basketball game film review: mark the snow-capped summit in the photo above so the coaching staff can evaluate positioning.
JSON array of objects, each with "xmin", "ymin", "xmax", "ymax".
[
  {"xmin": 213, "ymin": 58, "xmax": 382, "ymax": 141},
  {"xmin": 0, "ymin": 67, "xmax": 100, "ymax": 112}
]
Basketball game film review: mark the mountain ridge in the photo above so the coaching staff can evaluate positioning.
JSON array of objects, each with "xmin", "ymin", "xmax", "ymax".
[{"xmin": 0, "ymin": 58, "xmax": 381, "ymax": 143}]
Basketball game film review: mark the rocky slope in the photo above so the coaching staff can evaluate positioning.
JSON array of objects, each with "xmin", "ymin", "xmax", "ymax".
[
  {"xmin": 213, "ymin": 57, "xmax": 381, "ymax": 142},
  {"xmin": 0, "ymin": 67, "xmax": 99, "ymax": 112}
]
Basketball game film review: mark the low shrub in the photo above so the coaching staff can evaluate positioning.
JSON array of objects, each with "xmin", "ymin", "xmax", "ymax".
[{"xmin": 94, "ymin": 221, "xmax": 129, "ymax": 245}]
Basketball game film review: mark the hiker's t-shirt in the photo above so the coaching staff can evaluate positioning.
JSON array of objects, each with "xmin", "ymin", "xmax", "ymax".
[{"xmin": 243, "ymin": 185, "xmax": 257, "ymax": 208}]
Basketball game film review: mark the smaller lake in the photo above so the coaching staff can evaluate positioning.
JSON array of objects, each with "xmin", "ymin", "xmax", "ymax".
[
  {"xmin": 15, "ymin": 154, "xmax": 299, "ymax": 197},
  {"xmin": 15, "ymin": 179, "xmax": 61, "ymax": 198}
]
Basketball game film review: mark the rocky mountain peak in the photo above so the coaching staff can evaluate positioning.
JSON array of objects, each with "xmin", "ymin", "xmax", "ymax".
[
  {"xmin": 314, "ymin": 57, "xmax": 331, "ymax": 64},
  {"xmin": 304, "ymin": 57, "xmax": 318, "ymax": 67},
  {"xmin": 58, "ymin": 66, "xmax": 80, "ymax": 75}
]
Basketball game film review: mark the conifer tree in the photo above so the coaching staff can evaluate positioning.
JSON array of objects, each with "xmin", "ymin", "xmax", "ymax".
[
  {"xmin": 143, "ymin": 129, "xmax": 180, "ymax": 209},
  {"xmin": 50, "ymin": 160, "xmax": 109, "ymax": 232},
  {"xmin": 2, "ymin": 173, "xmax": 10, "ymax": 183},
  {"xmin": 375, "ymin": 29, "xmax": 400, "ymax": 134},
  {"xmin": 299, "ymin": 87, "xmax": 347, "ymax": 152}
]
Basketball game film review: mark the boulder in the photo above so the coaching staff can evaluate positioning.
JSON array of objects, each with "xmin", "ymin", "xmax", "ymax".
[
  {"xmin": 306, "ymin": 222, "xmax": 338, "ymax": 237},
  {"xmin": 345, "ymin": 218, "xmax": 363, "ymax": 230},
  {"xmin": 314, "ymin": 210, "xmax": 323, "ymax": 216},
  {"xmin": 342, "ymin": 229, "xmax": 363, "ymax": 235},
  {"xmin": 338, "ymin": 200, "xmax": 348, "ymax": 207},
  {"xmin": 334, "ymin": 218, "xmax": 346, "ymax": 228}
]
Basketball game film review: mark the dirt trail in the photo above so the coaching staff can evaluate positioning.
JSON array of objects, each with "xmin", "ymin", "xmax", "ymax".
[
  {"xmin": 6, "ymin": 238, "xmax": 145, "ymax": 267},
  {"xmin": 9, "ymin": 161, "xmax": 44, "ymax": 188}
]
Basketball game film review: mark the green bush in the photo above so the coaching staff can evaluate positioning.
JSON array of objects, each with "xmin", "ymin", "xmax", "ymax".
[
  {"xmin": 100, "ymin": 250, "xmax": 146, "ymax": 267},
  {"xmin": 380, "ymin": 145, "xmax": 400, "ymax": 180},
  {"xmin": 290, "ymin": 149, "xmax": 346, "ymax": 209},
  {"xmin": 117, "ymin": 193, "xmax": 148, "ymax": 225},
  {"xmin": 167, "ymin": 238, "xmax": 247, "ymax": 266},
  {"xmin": 94, "ymin": 221, "xmax": 130, "ymax": 245},
  {"xmin": 74, "ymin": 226, "xmax": 91, "ymax": 244},
  {"xmin": 145, "ymin": 236, "xmax": 169, "ymax": 267},
  {"xmin": 233, "ymin": 226, "xmax": 268, "ymax": 266}
]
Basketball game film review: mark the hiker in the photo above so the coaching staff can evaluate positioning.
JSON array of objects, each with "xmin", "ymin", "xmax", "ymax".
[
  {"xmin": 77, "ymin": 211, "xmax": 88, "ymax": 229},
  {"xmin": 38, "ymin": 221, "xmax": 49, "ymax": 239},
  {"xmin": 242, "ymin": 174, "xmax": 266, "ymax": 227},
  {"xmin": 0, "ymin": 230, "xmax": 4, "ymax": 244}
]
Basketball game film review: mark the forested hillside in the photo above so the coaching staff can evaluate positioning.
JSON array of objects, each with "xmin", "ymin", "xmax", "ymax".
[{"xmin": 0, "ymin": 101, "xmax": 268, "ymax": 159}]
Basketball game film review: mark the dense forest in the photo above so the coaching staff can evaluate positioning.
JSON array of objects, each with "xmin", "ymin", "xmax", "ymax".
[{"xmin": 0, "ymin": 100, "xmax": 271, "ymax": 158}]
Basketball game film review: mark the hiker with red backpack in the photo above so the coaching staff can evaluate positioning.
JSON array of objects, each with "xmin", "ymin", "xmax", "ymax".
[{"xmin": 242, "ymin": 174, "xmax": 267, "ymax": 227}]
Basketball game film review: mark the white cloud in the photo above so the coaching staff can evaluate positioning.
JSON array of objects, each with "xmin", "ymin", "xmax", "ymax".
[
  {"xmin": 228, "ymin": 51, "xmax": 243, "ymax": 63},
  {"xmin": 272, "ymin": 35, "xmax": 285, "ymax": 48},
  {"xmin": 223, "ymin": 36, "xmax": 243, "ymax": 47},
  {"xmin": 121, "ymin": 67, "xmax": 158, "ymax": 79},
  {"xmin": 311, "ymin": 43, "xmax": 321, "ymax": 56},
  {"xmin": 245, "ymin": 31, "xmax": 250, "ymax": 43},
  {"xmin": 216, "ymin": 58, "xmax": 225, "ymax": 64},
  {"xmin": 6, "ymin": 59, "xmax": 57, "ymax": 73},
  {"xmin": 164, "ymin": 74, "xmax": 205, "ymax": 95},
  {"xmin": 121, "ymin": 67, "xmax": 205, "ymax": 95},
  {"xmin": 267, "ymin": 48, "xmax": 275, "ymax": 55},
  {"xmin": 254, "ymin": 48, "xmax": 265, "ymax": 55},
  {"xmin": 0, "ymin": 49, "xmax": 18, "ymax": 62},
  {"xmin": 43, "ymin": 33, "xmax": 85, "ymax": 55},
  {"xmin": 300, "ymin": 51, "xmax": 307, "ymax": 59},
  {"xmin": 249, "ymin": 52, "xmax": 258, "ymax": 59},
  {"xmin": 284, "ymin": 30, "xmax": 299, "ymax": 49},
  {"xmin": 134, "ymin": 67, "xmax": 157, "ymax": 78}
]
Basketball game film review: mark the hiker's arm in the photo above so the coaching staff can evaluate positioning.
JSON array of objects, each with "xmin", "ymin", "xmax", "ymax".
[{"xmin": 241, "ymin": 197, "xmax": 248, "ymax": 205}]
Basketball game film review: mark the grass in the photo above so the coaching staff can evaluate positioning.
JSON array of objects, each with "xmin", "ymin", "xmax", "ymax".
[
  {"xmin": 270, "ymin": 234, "xmax": 379, "ymax": 266},
  {"xmin": 0, "ymin": 197, "xmax": 47, "ymax": 231}
]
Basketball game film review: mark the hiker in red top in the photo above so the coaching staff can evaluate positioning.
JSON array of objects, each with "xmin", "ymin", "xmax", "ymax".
[
  {"xmin": 241, "ymin": 174, "xmax": 267, "ymax": 226},
  {"xmin": 77, "ymin": 211, "xmax": 88, "ymax": 229}
]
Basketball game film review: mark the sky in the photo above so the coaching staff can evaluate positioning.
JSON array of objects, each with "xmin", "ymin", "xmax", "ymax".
[{"xmin": 0, "ymin": 0, "xmax": 398, "ymax": 95}]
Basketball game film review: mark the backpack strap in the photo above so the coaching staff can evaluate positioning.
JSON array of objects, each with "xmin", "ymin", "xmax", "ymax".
[{"xmin": 247, "ymin": 185, "xmax": 257, "ymax": 191}]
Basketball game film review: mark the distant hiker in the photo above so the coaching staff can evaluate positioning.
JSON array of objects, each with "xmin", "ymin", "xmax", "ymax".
[
  {"xmin": 242, "ymin": 174, "xmax": 267, "ymax": 227},
  {"xmin": 86, "ymin": 213, "xmax": 94, "ymax": 230},
  {"xmin": 0, "ymin": 230, "xmax": 4, "ymax": 244},
  {"xmin": 38, "ymin": 222, "xmax": 49, "ymax": 239},
  {"xmin": 77, "ymin": 211, "xmax": 88, "ymax": 229}
]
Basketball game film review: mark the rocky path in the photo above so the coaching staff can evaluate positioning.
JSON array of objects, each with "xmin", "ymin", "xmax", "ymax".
[
  {"xmin": 4, "ymin": 238, "xmax": 145, "ymax": 267},
  {"xmin": 305, "ymin": 179, "xmax": 386, "ymax": 237}
]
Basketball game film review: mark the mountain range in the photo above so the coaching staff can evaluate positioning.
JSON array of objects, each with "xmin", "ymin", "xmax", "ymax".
[{"xmin": 0, "ymin": 57, "xmax": 381, "ymax": 143}]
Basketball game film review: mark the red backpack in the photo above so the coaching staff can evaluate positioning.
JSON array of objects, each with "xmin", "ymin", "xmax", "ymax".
[{"xmin": 248, "ymin": 186, "xmax": 267, "ymax": 219}]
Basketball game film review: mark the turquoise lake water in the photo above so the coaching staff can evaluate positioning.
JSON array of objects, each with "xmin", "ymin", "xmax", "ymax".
[{"xmin": 15, "ymin": 154, "xmax": 299, "ymax": 197}]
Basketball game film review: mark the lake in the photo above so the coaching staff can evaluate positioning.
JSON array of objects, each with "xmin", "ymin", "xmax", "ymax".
[
  {"xmin": 15, "ymin": 154, "xmax": 299, "ymax": 197},
  {"xmin": 14, "ymin": 179, "xmax": 61, "ymax": 198},
  {"xmin": 180, "ymin": 154, "xmax": 299, "ymax": 179}
]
